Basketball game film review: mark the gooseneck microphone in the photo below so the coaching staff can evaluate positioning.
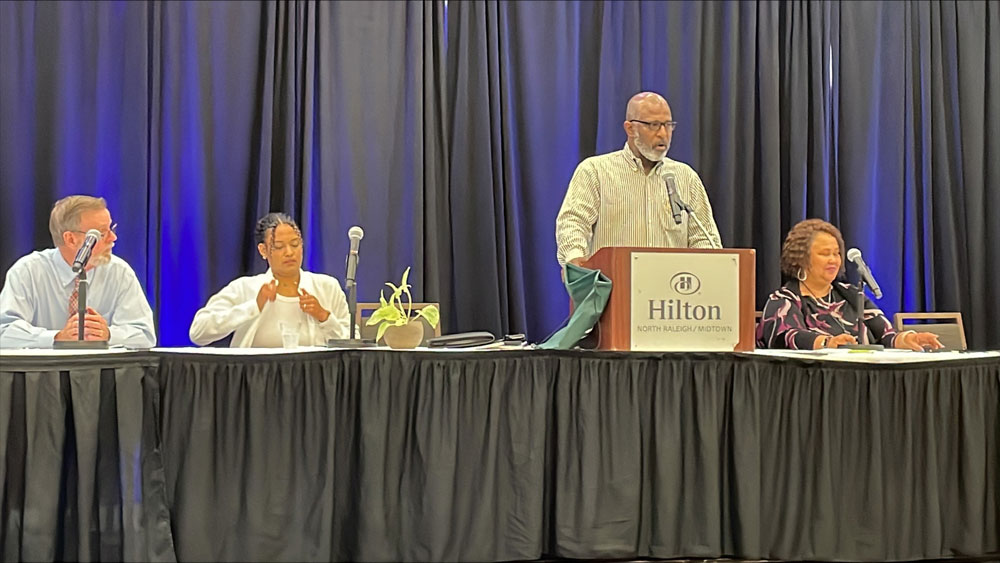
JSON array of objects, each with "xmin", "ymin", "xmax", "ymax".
[
  {"xmin": 72, "ymin": 229, "xmax": 102, "ymax": 273},
  {"xmin": 663, "ymin": 173, "xmax": 685, "ymax": 225},
  {"xmin": 846, "ymin": 248, "xmax": 883, "ymax": 299},
  {"xmin": 663, "ymin": 174, "xmax": 720, "ymax": 249}
]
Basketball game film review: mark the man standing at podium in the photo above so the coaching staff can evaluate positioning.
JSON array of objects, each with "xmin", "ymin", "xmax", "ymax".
[{"xmin": 555, "ymin": 91, "xmax": 722, "ymax": 267}]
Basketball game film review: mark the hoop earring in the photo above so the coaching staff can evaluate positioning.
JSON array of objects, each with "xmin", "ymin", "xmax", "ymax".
[{"xmin": 796, "ymin": 268, "xmax": 807, "ymax": 282}]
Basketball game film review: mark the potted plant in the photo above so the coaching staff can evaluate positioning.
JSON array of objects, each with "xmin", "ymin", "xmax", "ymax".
[{"xmin": 365, "ymin": 267, "xmax": 440, "ymax": 349}]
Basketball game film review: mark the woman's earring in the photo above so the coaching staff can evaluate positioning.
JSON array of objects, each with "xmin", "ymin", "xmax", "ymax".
[{"xmin": 796, "ymin": 267, "xmax": 807, "ymax": 281}]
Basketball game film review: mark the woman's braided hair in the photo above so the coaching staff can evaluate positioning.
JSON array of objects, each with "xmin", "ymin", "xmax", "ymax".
[{"xmin": 254, "ymin": 212, "xmax": 301, "ymax": 248}]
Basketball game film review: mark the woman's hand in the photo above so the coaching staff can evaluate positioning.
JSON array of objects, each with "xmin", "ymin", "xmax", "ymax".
[
  {"xmin": 827, "ymin": 333, "xmax": 858, "ymax": 348},
  {"xmin": 895, "ymin": 331, "xmax": 943, "ymax": 351},
  {"xmin": 814, "ymin": 333, "xmax": 858, "ymax": 349},
  {"xmin": 256, "ymin": 280, "xmax": 277, "ymax": 311},
  {"xmin": 298, "ymin": 289, "xmax": 330, "ymax": 322}
]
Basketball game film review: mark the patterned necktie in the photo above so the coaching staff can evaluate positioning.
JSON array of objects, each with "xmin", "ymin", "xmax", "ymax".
[{"xmin": 68, "ymin": 278, "xmax": 80, "ymax": 317}]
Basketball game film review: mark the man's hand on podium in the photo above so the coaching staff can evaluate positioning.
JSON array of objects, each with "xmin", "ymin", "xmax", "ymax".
[{"xmin": 561, "ymin": 257, "xmax": 587, "ymax": 281}]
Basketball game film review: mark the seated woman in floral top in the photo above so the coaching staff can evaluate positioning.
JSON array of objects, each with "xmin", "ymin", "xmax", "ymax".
[{"xmin": 756, "ymin": 219, "xmax": 942, "ymax": 351}]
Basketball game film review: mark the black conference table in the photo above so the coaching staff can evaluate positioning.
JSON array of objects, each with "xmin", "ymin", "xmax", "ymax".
[{"xmin": 1, "ymin": 346, "xmax": 998, "ymax": 562}]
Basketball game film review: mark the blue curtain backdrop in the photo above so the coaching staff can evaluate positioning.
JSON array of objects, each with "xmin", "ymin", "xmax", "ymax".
[
  {"xmin": 1, "ymin": 0, "xmax": 997, "ymax": 349},
  {"xmin": 1, "ymin": 0, "xmax": 450, "ymax": 346}
]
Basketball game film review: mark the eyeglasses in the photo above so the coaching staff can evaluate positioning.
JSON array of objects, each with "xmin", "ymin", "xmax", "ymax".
[
  {"xmin": 72, "ymin": 223, "xmax": 117, "ymax": 240},
  {"xmin": 630, "ymin": 119, "xmax": 678, "ymax": 132}
]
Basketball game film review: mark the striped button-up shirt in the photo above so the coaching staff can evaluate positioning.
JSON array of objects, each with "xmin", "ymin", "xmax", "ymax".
[{"xmin": 556, "ymin": 144, "xmax": 722, "ymax": 265}]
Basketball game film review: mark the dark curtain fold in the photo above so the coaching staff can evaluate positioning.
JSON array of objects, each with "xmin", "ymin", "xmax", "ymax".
[
  {"xmin": 1, "ymin": 0, "xmax": 997, "ymax": 347},
  {"xmin": 303, "ymin": 0, "xmax": 449, "ymax": 326},
  {"xmin": 834, "ymin": 0, "xmax": 1000, "ymax": 352},
  {"xmin": 1, "ymin": 0, "xmax": 448, "ymax": 345},
  {"xmin": 0, "ymin": 0, "xmax": 152, "ymax": 296},
  {"xmin": 145, "ymin": 0, "xmax": 268, "ymax": 343},
  {"xmin": 446, "ymin": 1, "xmax": 521, "ymax": 338},
  {"xmin": 148, "ymin": 0, "xmax": 451, "ymax": 341},
  {"xmin": 778, "ymin": 1, "xmax": 838, "ymax": 231},
  {"xmin": 444, "ymin": 1, "xmax": 838, "ymax": 342},
  {"xmin": 445, "ymin": 0, "xmax": 998, "ymax": 349}
]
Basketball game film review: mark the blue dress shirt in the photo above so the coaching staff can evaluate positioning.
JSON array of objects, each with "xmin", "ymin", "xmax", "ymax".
[{"xmin": 0, "ymin": 248, "xmax": 156, "ymax": 349}]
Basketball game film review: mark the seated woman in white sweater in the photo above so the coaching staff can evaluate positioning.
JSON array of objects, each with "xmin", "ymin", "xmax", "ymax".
[{"xmin": 189, "ymin": 213, "xmax": 350, "ymax": 347}]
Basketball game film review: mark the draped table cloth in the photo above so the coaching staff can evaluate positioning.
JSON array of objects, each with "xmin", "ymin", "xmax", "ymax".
[{"xmin": 2, "ymin": 347, "xmax": 998, "ymax": 562}]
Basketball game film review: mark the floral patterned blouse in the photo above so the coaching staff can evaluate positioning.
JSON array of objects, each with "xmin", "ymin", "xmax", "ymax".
[{"xmin": 756, "ymin": 281, "xmax": 901, "ymax": 350}]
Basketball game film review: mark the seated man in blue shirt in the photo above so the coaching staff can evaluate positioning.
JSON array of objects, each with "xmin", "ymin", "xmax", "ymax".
[{"xmin": 0, "ymin": 195, "xmax": 156, "ymax": 349}]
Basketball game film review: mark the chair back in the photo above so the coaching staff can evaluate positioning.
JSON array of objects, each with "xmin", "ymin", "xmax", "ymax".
[
  {"xmin": 356, "ymin": 302, "xmax": 442, "ymax": 345},
  {"xmin": 893, "ymin": 312, "xmax": 967, "ymax": 350}
]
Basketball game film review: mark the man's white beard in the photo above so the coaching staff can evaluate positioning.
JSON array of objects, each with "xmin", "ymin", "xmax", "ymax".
[
  {"xmin": 89, "ymin": 249, "xmax": 113, "ymax": 268},
  {"xmin": 634, "ymin": 135, "xmax": 668, "ymax": 162}
]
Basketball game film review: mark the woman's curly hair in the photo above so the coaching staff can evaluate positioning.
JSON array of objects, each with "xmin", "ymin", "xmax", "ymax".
[
  {"xmin": 254, "ymin": 212, "xmax": 301, "ymax": 247},
  {"xmin": 779, "ymin": 219, "xmax": 846, "ymax": 280}
]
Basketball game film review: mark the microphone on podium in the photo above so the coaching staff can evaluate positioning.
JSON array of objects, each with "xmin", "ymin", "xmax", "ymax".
[
  {"xmin": 663, "ymin": 173, "xmax": 685, "ymax": 225},
  {"xmin": 662, "ymin": 173, "xmax": 720, "ymax": 249}
]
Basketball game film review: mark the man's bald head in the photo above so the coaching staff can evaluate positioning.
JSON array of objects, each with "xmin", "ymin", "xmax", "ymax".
[
  {"xmin": 623, "ymin": 91, "xmax": 674, "ymax": 169},
  {"xmin": 625, "ymin": 92, "xmax": 669, "ymax": 121}
]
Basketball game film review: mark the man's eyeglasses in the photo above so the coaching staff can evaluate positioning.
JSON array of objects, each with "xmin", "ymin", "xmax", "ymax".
[
  {"xmin": 630, "ymin": 119, "xmax": 678, "ymax": 132},
  {"xmin": 72, "ymin": 223, "xmax": 117, "ymax": 240}
]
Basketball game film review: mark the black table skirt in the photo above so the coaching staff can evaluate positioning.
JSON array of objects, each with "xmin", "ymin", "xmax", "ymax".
[
  {"xmin": 0, "ymin": 353, "xmax": 174, "ymax": 562},
  {"xmin": 2, "ymin": 350, "xmax": 998, "ymax": 562}
]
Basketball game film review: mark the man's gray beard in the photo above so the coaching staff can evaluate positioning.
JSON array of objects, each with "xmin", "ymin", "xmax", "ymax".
[
  {"xmin": 89, "ymin": 250, "xmax": 112, "ymax": 268},
  {"xmin": 634, "ymin": 135, "xmax": 668, "ymax": 162}
]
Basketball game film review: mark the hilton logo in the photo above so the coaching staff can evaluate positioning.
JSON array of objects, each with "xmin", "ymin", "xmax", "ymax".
[
  {"xmin": 670, "ymin": 272, "xmax": 701, "ymax": 295},
  {"xmin": 650, "ymin": 272, "xmax": 719, "ymax": 320}
]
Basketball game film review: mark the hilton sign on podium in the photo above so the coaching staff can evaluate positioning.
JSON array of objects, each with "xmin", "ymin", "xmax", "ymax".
[{"xmin": 581, "ymin": 247, "xmax": 756, "ymax": 351}]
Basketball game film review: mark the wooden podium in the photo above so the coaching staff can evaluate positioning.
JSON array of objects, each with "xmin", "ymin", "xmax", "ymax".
[{"xmin": 582, "ymin": 247, "xmax": 756, "ymax": 351}]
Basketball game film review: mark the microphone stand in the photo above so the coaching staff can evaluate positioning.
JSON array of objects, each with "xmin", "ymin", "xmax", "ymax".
[
  {"xmin": 838, "ymin": 278, "xmax": 884, "ymax": 351},
  {"xmin": 53, "ymin": 269, "xmax": 109, "ymax": 349},
  {"xmin": 347, "ymin": 278, "xmax": 358, "ymax": 339},
  {"xmin": 326, "ymin": 255, "xmax": 376, "ymax": 348},
  {"xmin": 676, "ymin": 199, "xmax": 720, "ymax": 249}
]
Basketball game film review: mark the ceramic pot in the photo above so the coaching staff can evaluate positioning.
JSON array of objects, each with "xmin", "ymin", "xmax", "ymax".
[{"xmin": 382, "ymin": 321, "xmax": 424, "ymax": 349}]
